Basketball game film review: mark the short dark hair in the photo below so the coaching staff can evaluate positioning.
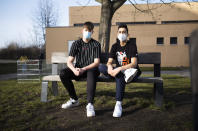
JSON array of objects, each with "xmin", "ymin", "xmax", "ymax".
[
  {"xmin": 83, "ymin": 21, "xmax": 94, "ymax": 31},
  {"xmin": 118, "ymin": 24, "xmax": 128, "ymax": 33}
]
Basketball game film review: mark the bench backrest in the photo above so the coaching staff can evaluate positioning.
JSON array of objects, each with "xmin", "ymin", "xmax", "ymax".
[
  {"xmin": 51, "ymin": 52, "xmax": 68, "ymax": 75},
  {"xmin": 138, "ymin": 52, "xmax": 161, "ymax": 77},
  {"xmin": 100, "ymin": 52, "xmax": 161, "ymax": 77},
  {"xmin": 51, "ymin": 52, "xmax": 161, "ymax": 77},
  {"xmin": 100, "ymin": 52, "xmax": 161, "ymax": 64},
  {"xmin": 51, "ymin": 52, "xmax": 68, "ymax": 63}
]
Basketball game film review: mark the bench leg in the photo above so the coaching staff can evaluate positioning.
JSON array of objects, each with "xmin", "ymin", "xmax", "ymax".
[
  {"xmin": 41, "ymin": 81, "xmax": 48, "ymax": 102},
  {"xmin": 154, "ymin": 82, "xmax": 164, "ymax": 107},
  {"xmin": 52, "ymin": 81, "xmax": 58, "ymax": 96}
]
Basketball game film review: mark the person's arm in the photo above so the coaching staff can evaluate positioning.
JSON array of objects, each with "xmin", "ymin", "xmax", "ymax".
[
  {"xmin": 107, "ymin": 57, "xmax": 137, "ymax": 77},
  {"xmin": 120, "ymin": 57, "xmax": 137, "ymax": 70},
  {"xmin": 79, "ymin": 58, "xmax": 100, "ymax": 75},
  {"xmin": 107, "ymin": 58, "xmax": 114, "ymax": 74},
  {"xmin": 67, "ymin": 56, "xmax": 80, "ymax": 76},
  {"xmin": 82, "ymin": 58, "xmax": 100, "ymax": 71},
  {"xmin": 106, "ymin": 58, "xmax": 121, "ymax": 77},
  {"xmin": 107, "ymin": 44, "xmax": 122, "ymax": 77}
]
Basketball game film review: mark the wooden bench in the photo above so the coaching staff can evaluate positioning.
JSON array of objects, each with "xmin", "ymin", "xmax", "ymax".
[{"xmin": 41, "ymin": 52, "xmax": 163, "ymax": 107}]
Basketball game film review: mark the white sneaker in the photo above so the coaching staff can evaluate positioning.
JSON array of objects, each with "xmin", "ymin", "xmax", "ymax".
[
  {"xmin": 113, "ymin": 101, "xmax": 122, "ymax": 117},
  {"xmin": 61, "ymin": 98, "xmax": 79, "ymax": 109},
  {"xmin": 86, "ymin": 103, "xmax": 95, "ymax": 117},
  {"xmin": 122, "ymin": 68, "xmax": 138, "ymax": 83}
]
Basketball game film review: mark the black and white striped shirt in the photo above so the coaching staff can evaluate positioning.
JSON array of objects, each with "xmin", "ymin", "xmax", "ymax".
[{"xmin": 69, "ymin": 38, "xmax": 101, "ymax": 68}]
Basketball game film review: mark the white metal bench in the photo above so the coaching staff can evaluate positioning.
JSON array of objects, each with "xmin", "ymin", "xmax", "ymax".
[{"xmin": 41, "ymin": 52, "xmax": 67, "ymax": 102}]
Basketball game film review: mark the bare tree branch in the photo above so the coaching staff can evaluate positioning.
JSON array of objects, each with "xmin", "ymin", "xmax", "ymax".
[
  {"xmin": 32, "ymin": 0, "xmax": 58, "ymax": 45},
  {"xmin": 75, "ymin": 0, "xmax": 92, "ymax": 10},
  {"xmin": 112, "ymin": 0, "xmax": 127, "ymax": 13},
  {"xmin": 76, "ymin": 0, "xmax": 91, "ymax": 6},
  {"xmin": 128, "ymin": 0, "xmax": 149, "ymax": 13}
]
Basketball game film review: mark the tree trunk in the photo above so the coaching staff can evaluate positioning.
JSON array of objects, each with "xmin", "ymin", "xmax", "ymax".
[
  {"xmin": 98, "ymin": 1, "xmax": 113, "ymax": 53},
  {"xmin": 98, "ymin": 0, "xmax": 126, "ymax": 53}
]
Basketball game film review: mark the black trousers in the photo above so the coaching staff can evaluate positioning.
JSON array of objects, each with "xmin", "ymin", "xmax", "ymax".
[{"xmin": 59, "ymin": 67, "xmax": 100, "ymax": 103}]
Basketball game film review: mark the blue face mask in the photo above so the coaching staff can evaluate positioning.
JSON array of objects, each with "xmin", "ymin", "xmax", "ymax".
[{"xmin": 83, "ymin": 31, "xmax": 92, "ymax": 39}]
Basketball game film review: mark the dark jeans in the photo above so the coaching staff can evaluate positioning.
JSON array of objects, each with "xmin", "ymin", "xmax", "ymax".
[
  {"xmin": 98, "ymin": 64, "xmax": 141, "ymax": 101},
  {"xmin": 59, "ymin": 67, "xmax": 100, "ymax": 103}
]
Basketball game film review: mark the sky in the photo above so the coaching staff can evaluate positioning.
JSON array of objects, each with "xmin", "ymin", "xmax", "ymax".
[
  {"xmin": 0, "ymin": 0, "xmax": 195, "ymax": 48},
  {"xmin": 0, "ymin": 0, "xmax": 100, "ymax": 48}
]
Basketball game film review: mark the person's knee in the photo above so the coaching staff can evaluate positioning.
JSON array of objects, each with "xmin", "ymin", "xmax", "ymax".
[
  {"xmin": 59, "ymin": 68, "xmax": 70, "ymax": 79},
  {"xmin": 98, "ymin": 64, "xmax": 107, "ymax": 73},
  {"xmin": 59, "ymin": 69, "xmax": 65, "ymax": 79},
  {"xmin": 87, "ymin": 68, "xmax": 100, "ymax": 79},
  {"xmin": 115, "ymin": 72, "xmax": 125, "ymax": 79},
  {"xmin": 115, "ymin": 75, "xmax": 126, "ymax": 85}
]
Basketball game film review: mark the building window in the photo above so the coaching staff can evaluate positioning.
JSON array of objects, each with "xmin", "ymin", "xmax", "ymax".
[
  {"xmin": 184, "ymin": 37, "xmax": 190, "ymax": 45},
  {"xmin": 157, "ymin": 37, "xmax": 164, "ymax": 45},
  {"xmin": 170, "ymin": 37, "xmax": 177, "ymax": 45}
]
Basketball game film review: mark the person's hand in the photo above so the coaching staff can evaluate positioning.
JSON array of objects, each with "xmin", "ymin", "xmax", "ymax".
[
  {"xmin": 108, "ymin": 67, "xmax": 121, "ymax": 77},
  {"xmin": 73, "ymin": 68, "xmax": 80, "ymax": 76},
  {"xmin": 79, "ymin": 68, "xmax": 86, "ymax": 75}
]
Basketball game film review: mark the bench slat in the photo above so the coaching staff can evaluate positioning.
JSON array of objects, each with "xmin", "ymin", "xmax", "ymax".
[
  {"xmin": 43, "ymin": 75, "xmax": 61, "ymax": 81},
  {"xmin": 134, "ymin": 77, "xmax": 163, "ymax": 83},
  {"xmin": 97, "ymin": 76, "xmax": 163, "ymax": 83},
  {"xmin": 42, "ymin": 75, "xmax": 163, "ymax": 84}
]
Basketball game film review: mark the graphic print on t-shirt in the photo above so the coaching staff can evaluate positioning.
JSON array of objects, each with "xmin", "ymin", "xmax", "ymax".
[{"xmin": 116, "ymin": 51, "xmax": 129, "ymax": 66}]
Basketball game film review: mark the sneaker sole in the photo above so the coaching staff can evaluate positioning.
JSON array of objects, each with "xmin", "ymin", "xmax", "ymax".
[
  {"xmin": 87, "ymin": 112, "xmax": 95, "ymax": 117},
  {"xmin": 61, "ymin": 103, "xmax": 79, "ymax": 109},
  {"xmin": 113, "ymin": 113, "xmax": 121, "ymax": 117}
]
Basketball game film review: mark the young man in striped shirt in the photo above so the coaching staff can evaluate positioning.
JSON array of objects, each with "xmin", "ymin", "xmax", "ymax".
[{"xmin": 59, "ymin": 22, "xmax": 101, "ymax": 117}]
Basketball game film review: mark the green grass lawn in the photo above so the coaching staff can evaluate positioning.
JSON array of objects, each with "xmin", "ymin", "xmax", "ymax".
[{"xmin": 0, "ymin": 74, "xmax": 192, "ymax": 130}]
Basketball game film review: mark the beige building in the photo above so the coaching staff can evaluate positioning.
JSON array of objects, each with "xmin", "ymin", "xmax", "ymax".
[{"xmin": 46, "ymin": 2, "xmax": 198, "ymax": 67}]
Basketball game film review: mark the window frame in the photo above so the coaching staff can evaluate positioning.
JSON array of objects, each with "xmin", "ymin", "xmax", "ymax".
[
  {"xmin": 156, "ymin": 37, "xmax": 164, "ymax": 45},
  {"xmin": 184, "ymin": 37, "xmax": 190, "ymax": 45},
  {"xmin": 170, "ymin": 37, "xmax": 177, "ymax": 45}
]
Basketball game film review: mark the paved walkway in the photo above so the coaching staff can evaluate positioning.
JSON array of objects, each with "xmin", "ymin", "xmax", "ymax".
[
  {"xmin": 0, "ymin": 73, "xmax": 17, "ymax": 81},
  {"xmin": 0, "ymin": 70, "xmax": 190, "ymax": 81},
  {"xmin": 0, "ymin": 59, "xmax": 16, "ymax": 63}
]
